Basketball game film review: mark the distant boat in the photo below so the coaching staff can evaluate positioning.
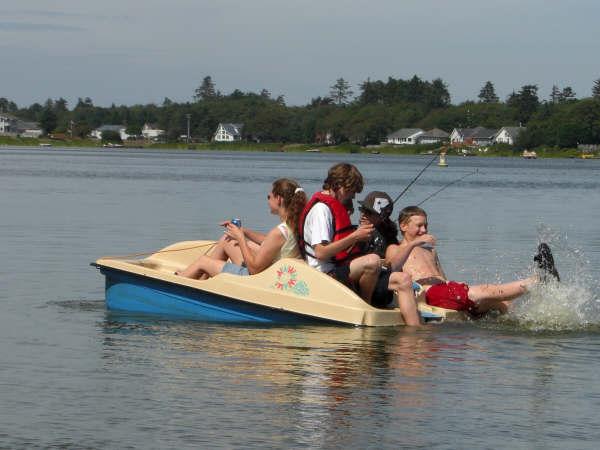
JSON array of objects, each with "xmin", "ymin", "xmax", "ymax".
[
  {"xmin": 522, "ymin": 150, "xmax": 537, "ymax": 159},
  {"xmin": 305, "ymin": 148, "xmax": 321, "ymax": 153},
  {"xmin": 39, "ymin": 143, "xmax": 52, "ymax": 147}
]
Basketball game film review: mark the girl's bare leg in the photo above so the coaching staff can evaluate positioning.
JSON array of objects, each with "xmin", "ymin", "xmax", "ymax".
[{"xmin": 178, "ymin": 255, "xmax": 227, "ymax": 279}]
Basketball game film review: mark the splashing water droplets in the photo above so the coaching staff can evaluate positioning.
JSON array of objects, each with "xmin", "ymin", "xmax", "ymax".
[
  {"xmin": 510, "ymin": 281, "xmax": 598, "ymax": 331},
  {"xmin": 501, "ymin": 226, "xmax": 600, "ymax": 331}
]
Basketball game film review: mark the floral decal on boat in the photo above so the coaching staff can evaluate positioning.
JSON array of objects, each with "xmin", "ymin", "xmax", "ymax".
[{"xmin": 272, "ymin": 264, "xmax": 309, "ymax": 296}]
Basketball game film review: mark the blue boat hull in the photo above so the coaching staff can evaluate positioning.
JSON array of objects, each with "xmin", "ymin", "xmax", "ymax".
[{"xmin": 101, "ymin": 267, "xmax": 326, "ymax": 324}]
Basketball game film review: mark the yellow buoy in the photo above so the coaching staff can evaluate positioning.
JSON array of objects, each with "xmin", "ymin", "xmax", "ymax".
[{"xmin": 438, "ymin": 152, "xmax": 448, "ymax": 167}]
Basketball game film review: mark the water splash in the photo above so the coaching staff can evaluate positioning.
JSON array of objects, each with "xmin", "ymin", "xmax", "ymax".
[
  {"xmin": 500, "ymin": 226, "xmax": 600, "ymax": 332},
  {"xmin": 508, "ymin": 281, "xmax": 599, "ymax": 331}
]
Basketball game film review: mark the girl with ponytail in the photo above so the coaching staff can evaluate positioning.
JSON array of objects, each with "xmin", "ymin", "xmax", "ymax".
[{"xmin": 179, "ymin": 178, "xmax": 307, "ymax": 279}]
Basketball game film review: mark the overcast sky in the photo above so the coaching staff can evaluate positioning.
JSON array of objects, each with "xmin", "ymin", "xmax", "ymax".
[{"xmin": 2, "ymin": 0, "xmax": 600, "ymax": 108}]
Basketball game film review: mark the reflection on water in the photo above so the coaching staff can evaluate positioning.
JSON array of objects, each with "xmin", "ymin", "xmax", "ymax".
[
  {"xmin": 94, "ymin": 312, "xmax": 600, "ymax": 447},
  {"xmin": 99, "ymin": 317, "xmax": 447, "ymax": 447},
  {"xmin": 3, "ymin": 149, "xmax": 600, "ymax": 448}
]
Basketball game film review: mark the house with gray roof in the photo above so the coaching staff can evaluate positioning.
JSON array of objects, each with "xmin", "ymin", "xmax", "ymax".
[
  {"xmin": 450, "ymin": 127, "xmax": 498, "ymax": 146},
  {"xmin": 417, "ymin": 128, "xmax": 449, "ymax": 145},
  {"xmin": 1, "ymin": 113, "xmax": 43, "ymax": 137},
  {"xmin": 494, "ymin": 126, "xmax": 526, "ymax": 146},
  {"xmin": 214, "ymin": 123, "xmax": 244, "ymax": 142},
  {"xmin": 15, "ymin": 120, "xmax": 43, "ymax": 138},
  {"xmin": 386, "ymin": 128, "xmax": 424, "ymax": 145}
]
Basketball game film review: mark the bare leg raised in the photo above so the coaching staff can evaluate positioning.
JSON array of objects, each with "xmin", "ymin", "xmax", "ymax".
[{"xmin": 468, "ymin": 276, "xmax": 537, "ymax": 314}]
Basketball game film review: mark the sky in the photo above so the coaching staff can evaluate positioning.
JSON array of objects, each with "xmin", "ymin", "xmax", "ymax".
[{"xmin": 2, "ymin": 0, "xmax": 600, "ymax": 108}]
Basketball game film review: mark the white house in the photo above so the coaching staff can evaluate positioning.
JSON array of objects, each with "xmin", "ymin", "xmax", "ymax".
[
  {"xmin": 417, "ymin": 128, "xmax": 449, "ymax": 145},
  {"xmin": 450, "ymin": 127, "xmax": 498, "ymax": 146},
  {"xmin": 494, "ymin": 126, "xmax": 526, "ymax": 145},
  {"xmin": 213, "ymin": 123, "xmax": 244, "ymax": 142},
  {"xmin": 90, "ymin": 125, "xmax": 131, "ymax": 141},
  {"xmin": 141, "ymin": 123, "xmax": 165, "ymax": 140},
  {"xmin": 0, "ymin": 113, "xmax": 16, "ymax": 133},
  {"xmin": 386, "ymin": 128, "xmax": 424, "ymax": 145}
]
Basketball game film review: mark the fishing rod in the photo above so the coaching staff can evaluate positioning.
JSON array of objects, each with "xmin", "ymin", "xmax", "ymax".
[
  {"xmin": 416, "ymin": 169, "xmax": 478, "ymax": 206},
  {"xmin": 392, "ymin": 150, "xmax": 441, "ymax": 205}
]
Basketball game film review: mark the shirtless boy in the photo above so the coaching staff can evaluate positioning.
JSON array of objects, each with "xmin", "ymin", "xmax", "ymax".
[{"xmin": 386, "ymin": 206, "xmax": 560, "ymax": 316}]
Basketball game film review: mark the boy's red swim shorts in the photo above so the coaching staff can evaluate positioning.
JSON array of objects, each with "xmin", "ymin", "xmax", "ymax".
[{"xmin": 425, "ymin": 281, "xmax": 476, "ymax": 312}]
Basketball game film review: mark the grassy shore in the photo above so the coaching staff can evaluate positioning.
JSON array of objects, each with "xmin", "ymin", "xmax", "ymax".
[{"xmin": 0, "ymin": 135, "xmax": 595, "ymax": 158}]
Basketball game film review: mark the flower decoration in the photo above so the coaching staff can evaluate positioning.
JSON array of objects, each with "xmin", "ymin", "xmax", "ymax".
[{"xmin": 272, "ymin": 264, "xmax": 309, "ymax": 296}]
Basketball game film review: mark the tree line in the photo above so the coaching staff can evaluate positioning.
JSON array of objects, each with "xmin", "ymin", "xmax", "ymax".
[{"xmin": 2, "ymin": 76, "xmax": 600, "ymax": 148}]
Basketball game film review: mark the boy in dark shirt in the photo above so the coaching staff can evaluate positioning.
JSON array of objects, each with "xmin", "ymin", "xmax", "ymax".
[{"xmin": 355, "ymin": 192, "xmax": 420, "ymax": 324}]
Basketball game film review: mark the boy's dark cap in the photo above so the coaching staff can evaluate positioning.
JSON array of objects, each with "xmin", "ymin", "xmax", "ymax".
[{"xmin": 358, "ymin": 191, "xmax": 393, "ymax": 218}]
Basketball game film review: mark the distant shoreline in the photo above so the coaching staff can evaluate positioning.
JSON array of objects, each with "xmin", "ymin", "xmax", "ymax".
[{"xmin": 0, "ymin": 136, "xmax": 593, "ymax": 159}]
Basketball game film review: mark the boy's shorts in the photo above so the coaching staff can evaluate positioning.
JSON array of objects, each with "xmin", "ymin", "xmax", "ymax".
[
  {"xmin": 371, "ymin": 271, "xmax": 394, "ymax": 308},
  {"xmin": 425, "ymin": 281, "xmax": 476, "ymax": 312}
]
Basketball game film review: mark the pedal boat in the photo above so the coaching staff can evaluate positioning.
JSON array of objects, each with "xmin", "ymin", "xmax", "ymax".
[{"xmin": 92, "ymin": 240, "xmax": 463, "ymax": 326}]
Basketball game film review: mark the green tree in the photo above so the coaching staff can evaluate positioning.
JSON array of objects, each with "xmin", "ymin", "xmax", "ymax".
[
  {"xmin": 75, "ymin": 97, "xmax": 94, "ymax": 108},
  {"xmin": 342, "ymin": 104, "xmax": 394, "ymax": 145},
  {"xmin": 478, "ymin": 81, "xmax": 499, "ymax": 103},
  {"xmin": 507, "ymin": 84, "xmax": 539, "ymax": 124},
  {"xmin": 126, "ymin": 124, "xmax": 141, "ymax": 136},
  {"xmin": 406, "ymin": 75, "xmax": 426, "ymax": 103},
  {"xmin": 427, "ymin": 78, "xmax": 451, "ymax": 108},
  {"xmin": 194, "ymin": 76, "xmax": 216, "ymax": 101},
  {"xmin": 39, "ymin": 106, "xmax": 57, "ymax": 134},
  {"xmin": 593, "ymin": 78, "xmax": 600, "ymax": 99},
  {"xmin": 0, "ymin": 97, "xmax": 18, "ymax": 112},
  {"xmin": 550, "ymin": 85, "xmax": 561, "ymax": 103},
  {"xmin": 309, "ymin": 96, "xmax": 334, "ymax": 107},
  {"xmin": 101, "ymin": 130, "xmax": 122, "ymax": 143},
  {"xmin": 358, "ymin": 78, "xmax": 386, "ymax": 105},
  {"xmin": 73, "ymin": 122, "xmax": 91, "ymax": 139},
  {"xmin": 54, "ymin": 97, "xmax": 68, "ymax": 113},
  {"xmin": 230, "ymin": 89, "xmax": 245, "ymax": 99},
  {"xmin": 560, "ymin": 86, "xmax": 576, "ymax": 102},
  {"xmin": 329, "ymin": 78, "xmax": 354, "ymax": 105}
]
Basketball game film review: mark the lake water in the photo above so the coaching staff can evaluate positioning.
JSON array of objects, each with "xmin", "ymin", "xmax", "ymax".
[{"xmin": 1, "ymin": 147, "xmax": 600, "ymax": 449}]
